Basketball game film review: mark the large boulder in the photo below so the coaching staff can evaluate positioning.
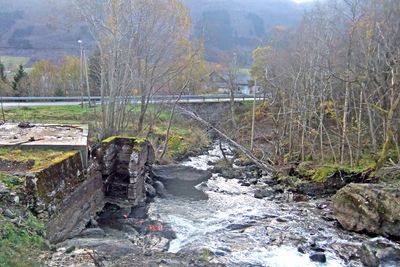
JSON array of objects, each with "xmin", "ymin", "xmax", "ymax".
[
  {"xmin": 332, "ymin": 183, "xmax": 400, "ymax": 238},
  {"xmin": 359, "ymin": 237, "xmax": 400, "ymax": 267},
  {"xmin": 152, "ymin": 165, "xmax": 212, "ymax": 182},
  {"xmin": 152, "ymin": 165, "xmax": 212, "ymax": 199}
]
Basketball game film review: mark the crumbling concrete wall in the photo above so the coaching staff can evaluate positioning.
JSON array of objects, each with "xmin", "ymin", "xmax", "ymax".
[
  {"xmin": 99, "ymin": 137, "xmax": 155, "ymax": 206},
  {"xmin": 45, "ymin": 163, "xmax": 104, "ymax": 243},
  {"xmin": 25, "ymin": 151, "xmax": 86, "ymax": 220},
  {"xmin": 20, "ymin": 136, "xmax": 154, "ymax": 244}
]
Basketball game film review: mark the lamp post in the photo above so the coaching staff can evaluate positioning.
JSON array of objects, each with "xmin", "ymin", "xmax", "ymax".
[
  {"xmin": 78, "ymin": 40, "xmax": 92, "ymax": 107},
  {"xmin": 78, "ymin": 40, "xmax": 84, "ymax": 108}
]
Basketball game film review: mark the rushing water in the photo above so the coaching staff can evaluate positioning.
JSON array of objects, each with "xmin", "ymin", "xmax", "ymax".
[{"xmin": 148, "ymin": 144, "xmax": 365, "ymax": 267}]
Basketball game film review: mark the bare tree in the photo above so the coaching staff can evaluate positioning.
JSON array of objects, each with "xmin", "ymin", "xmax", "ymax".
[{"xmin": 74, "ymin": 0, "xmax": 192, "ymax": 137}]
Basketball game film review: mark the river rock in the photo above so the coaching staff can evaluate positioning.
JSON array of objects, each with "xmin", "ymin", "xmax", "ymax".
[
  {"xmin": 309, "ymin": 252, "xmax": 327, "ymax": 263},
  {"xmin": 359, "ymin": 237, "xmax": 400, "ymax": 267},
  {"xmin": 89, "ymin": 218, "xmax": 99, "ymax": 228},
  {"xmin": 248, "ymin": 178, "xmax": 258, "ymax": 185},
  {"xmin": 332, "ymin": 183, "xmax": 400, "ymax": 238},
  {"xmin": 152, "ymin": 165, "xmax": 211, "ymax": 199},
  {"xmin": 145, "ymin": 184, "xmax": 157, "ymax": 198},
  {"xmin": 78, "ymin": 228, "xmax": 106, "ymax": 238},
  {"xmin": 130, "ymin": 204, "xmax": 148, "ymax": 219},
  {"xmin": 153, "ymin": 181, "xmax": 167, "ymax": 196},
  {"xmin": 254, "ymin": 188, "xmax": 274, "ymax": 199},
  {"xmin": 153, "ymin": 165, "xmax": 212, "ymax": 183},
  {"xmin": 59, "ymin": 238, "xmax": 139, "ymax": 259}
]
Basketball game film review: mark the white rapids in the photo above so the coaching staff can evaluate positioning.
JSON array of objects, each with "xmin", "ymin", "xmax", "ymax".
[{"xmin": 148, "ymin": 143, "xmax": 364, "ymax": 267}]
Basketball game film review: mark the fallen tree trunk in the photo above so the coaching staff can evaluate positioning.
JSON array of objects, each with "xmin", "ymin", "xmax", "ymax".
[{"xmin": 177, "ymin": 106, "xmax": 277, "ymax": 174}]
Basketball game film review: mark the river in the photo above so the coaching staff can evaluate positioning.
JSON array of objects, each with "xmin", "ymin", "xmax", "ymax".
[{"xmin": 148, "ymin": 143, "xmax": 367, "ymax": 267}]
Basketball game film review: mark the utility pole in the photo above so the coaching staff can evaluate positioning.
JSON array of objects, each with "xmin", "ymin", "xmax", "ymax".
[
  {"xmin": 78, "ymin": 40, "xmax": 84, "ymax": 108},
  {"xmin": 83, "ymin": 49, "xmax": 92, "ymax": 107},
  {"xmin": 250, "ymin": 79, "xmax": 257, "ymax": 152}
]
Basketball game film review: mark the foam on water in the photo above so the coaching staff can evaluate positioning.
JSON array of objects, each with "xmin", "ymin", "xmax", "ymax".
[{"xmin": 149, "ymin": 143, "xmax": 356, "ymax": 266}]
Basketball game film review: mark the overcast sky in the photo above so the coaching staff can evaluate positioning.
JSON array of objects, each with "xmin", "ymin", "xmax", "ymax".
[{"xmin": 291, "ymin": 0, "xmax": 316, "ymax": 3}]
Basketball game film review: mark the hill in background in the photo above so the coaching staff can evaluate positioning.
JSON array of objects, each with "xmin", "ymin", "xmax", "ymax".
[{"xmin": 0, "ymin": 0, "xmax": 310, "ymax": 66}]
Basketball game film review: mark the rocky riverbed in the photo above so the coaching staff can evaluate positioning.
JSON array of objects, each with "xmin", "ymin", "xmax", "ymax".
[{"xmin": 46, "ymin": 143, "xmax": 400, "ymax": 267}]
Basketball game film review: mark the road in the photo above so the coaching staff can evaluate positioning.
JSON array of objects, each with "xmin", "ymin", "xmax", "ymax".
[{"xmin": 0, "ymin": 95, "xmax": 265, "ymax": 108}]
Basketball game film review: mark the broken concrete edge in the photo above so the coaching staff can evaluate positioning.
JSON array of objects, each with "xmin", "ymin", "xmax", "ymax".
[
  {"xmin": 0, "ymin": 123, "xmax": 89, "ymax": 147},
  {"xmin": 102, "ymin": 136, "xmax": 146, "ymax": 145},
  {"xmin": 44, "ymin": 136, "xmax": 154, "ymax": 243},
  {"xmin": 31, "ymin": 150, "xmax": 79, "ymax": 172},
  {"xmin": 0, "ymin": 123, "xmax": 89, "ymax": 168},
  {"xmin": 26, "ymin": 151, "xmax": 86, "ymax": 218}
]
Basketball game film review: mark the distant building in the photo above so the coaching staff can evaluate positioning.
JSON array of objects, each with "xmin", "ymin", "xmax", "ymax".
[{"xmin": 206, "ymin": 71, "xmax": 252, "ymax": 95}]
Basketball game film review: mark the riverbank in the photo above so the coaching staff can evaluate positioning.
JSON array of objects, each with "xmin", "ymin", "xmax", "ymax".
[{"xmin": 41, "ymin": 142, "xmax": 399, "ymax": 266}]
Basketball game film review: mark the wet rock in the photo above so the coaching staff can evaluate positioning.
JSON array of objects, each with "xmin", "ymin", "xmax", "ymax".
[
  {"xmin": 241, "ymin": 181, "xmax": 251, "ymax": 187},
  {"xmin": 359, "ymin": 237, "xmax": 400, "ymax": 267},
  {"xmin": 322, "ymin": 213, "xmax": 335, "ymax": 222},
  {"xmin": 309, "ymin": 239, "xmax": 317, "ymax": 248},
  {"xmin": 297, "ymin": 246, "xmax": 306, "ymax": 254},
  {"xmin": 221, "ymin": 169, "xmax": 241, "ymax": 179},
  {"xmin": 254, "ymin": 188, "xmax": 274, "ymax": 199},
  {"xmin": 261, "ymin": 177, "xmax": 279, "ymax": 186},
  {"xmin": 59, "ymin": 238, "xmax": 139, "ymax": 260},
  {"xmin": 3, "ymin": 209, "xmax": 15, "ymax": 219},
  {"xmin": 309, "ymin": 252, "xmax": 327, "ymax": 263},
  {"xmin": 333, "ymin": 183, "xmax": 400, "ymax": 238},
  {"xmin": 78, "ymin": 228, "xmax": 106, "ymax": 238},
  {"xmin": 331, "ymin": 241, "xmax": 362, "ymax": 263},
  {"xmin": 130, "ymin": 205, "xmax": 148, "ymax": 219},
  {"xmin": 153, "ymin": 165, "xmax": 212, "ymax": 183},
  {"xmin": 122, "ymin": 225, "xmax": 139, "ymax": 236},
  {"xmin": 276, "ymin": 217, "xmax": 288, "ymax": 223},
  {"xmin": 153, "ymin": 180, "xmax": 166, "ymax": 197},
  {"xmin": 152, "ymin": 165, "xmax": 210, "ymax": 199},
  {"xmin": 248, "ymin": 178, "xmax": 258, "ymax": 185},
  {"xmin": 274, "ymin": 187, "xmax": 285, "ymax": 194},
  {"xmin": 292, "ymin": 194, "xmax": 309, "ymax": 202},
  {"xmin": 311, "ymin": 247, "xmax": 325, "ymax": 253},
  {"xmin": 227, "ymin": 223, "xmax": 255, "ymax": 231},
  {"xmin": 145, "ymin": 184, "xmax": 157, "ymax": 198},
  {"xmin": 145, "ymin": 236, "xmax": 170, "ymax": 252},
  {"xmin": 89, "ymin": 218, "xmax": 99, "ymax": 228}
]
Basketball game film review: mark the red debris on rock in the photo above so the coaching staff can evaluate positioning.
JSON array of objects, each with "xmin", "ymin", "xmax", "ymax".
[{"xmin": 148, "ymin": 224, "xmax": 163, "ymax": 232}]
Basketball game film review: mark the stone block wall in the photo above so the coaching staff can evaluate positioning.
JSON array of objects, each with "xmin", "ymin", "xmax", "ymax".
[
  {"xmin": 99, "ymin": 137, "xmax": 155, "ymax": 206},
  {"xmin": 18, "ymin": 136, "xmax": 155, "ymax": 244}
]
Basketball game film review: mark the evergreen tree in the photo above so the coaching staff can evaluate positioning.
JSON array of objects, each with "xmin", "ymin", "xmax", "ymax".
[
  {"xmin": 12, "ymin": 64, "xmax": 27, "ymax": 96},
  {"xmin": 0, "ymin": 61, "xmax": 6, "ymax": 82}
]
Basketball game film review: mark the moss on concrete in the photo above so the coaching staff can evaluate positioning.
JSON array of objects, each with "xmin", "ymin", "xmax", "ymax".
[
  {"xmin": 102, "ymin": 136, "xmax": 146, "ymax": 145},
  {"xmin": 0, "ymin": 148, "xmax": 75, "ymax": 171},
  {"xmin": 31, "ymin": 151, "xmax": 79, "ymax": 172}
]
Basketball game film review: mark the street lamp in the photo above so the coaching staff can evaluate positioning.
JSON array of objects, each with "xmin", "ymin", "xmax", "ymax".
[{"xmin": 78, "ymin": 40, "xmax": 84, "ymax": 107}]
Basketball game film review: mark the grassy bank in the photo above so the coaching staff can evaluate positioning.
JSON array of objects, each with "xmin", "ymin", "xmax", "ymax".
[
  {"xmin": 0, "ymin": 213, "xmax": 46, "ymax": 267},
  {"xmin": 0, "ymin": 170, "xmax": 47, "ymax": 267},
  {"xmin": 219, "ymin": 101, "xmax": 394, "ymax": 182},
  {"xmin": 2, "ymin": 105, "xmax": 209, "ymax": 162},
  {"xmin": 3, "ymin": 105, "xmax": 95, "ymax": 124}
]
